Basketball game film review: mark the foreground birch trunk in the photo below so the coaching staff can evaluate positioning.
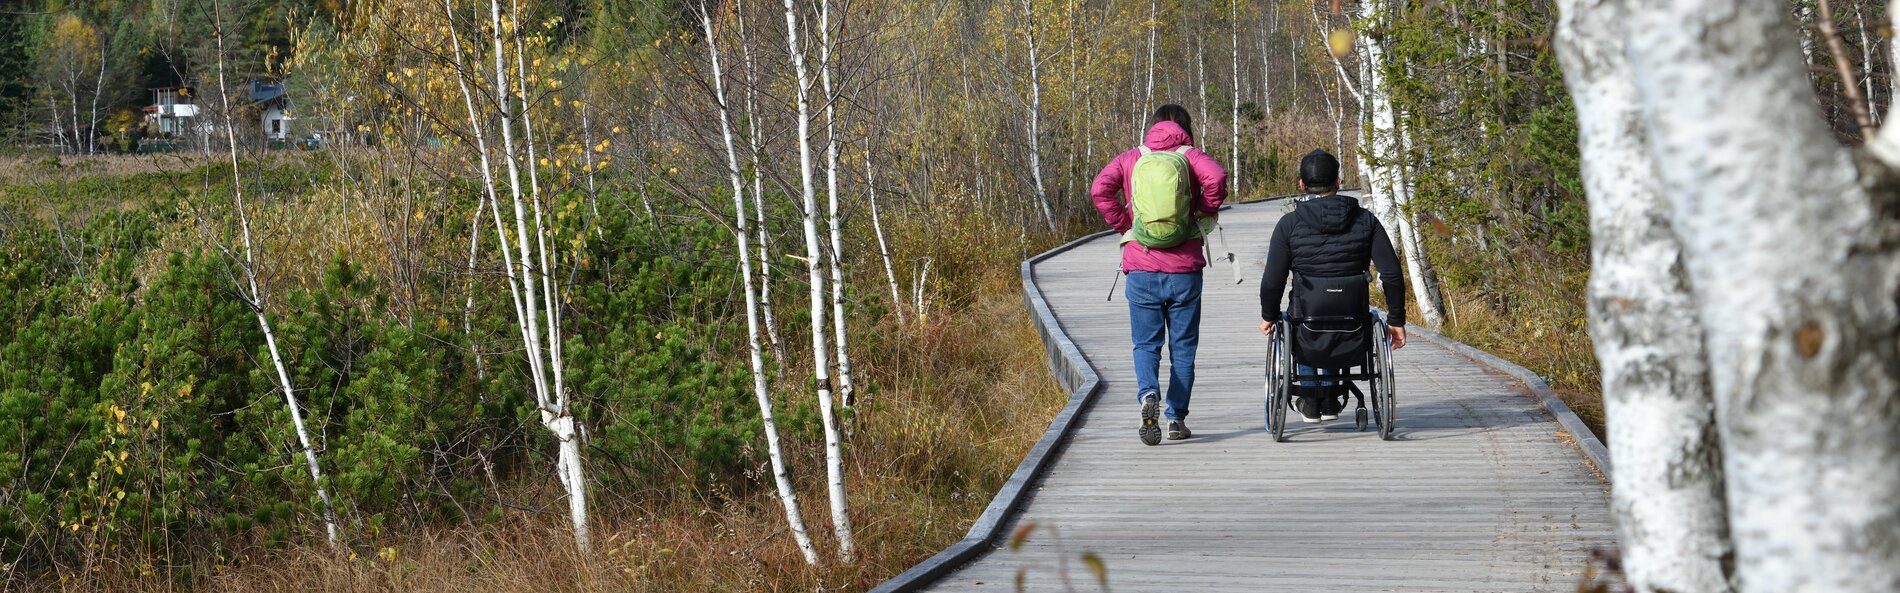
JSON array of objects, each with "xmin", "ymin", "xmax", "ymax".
[
  {"xmin": 817, "ymin": 0, "xmax": 859, "ymax": 411},
  {"xmin": 1553, "ymin": 0, "xmax": 1734, "ymax": 590},
  {"xmin": 443, "ymin": 0, "xmax": 591, "ymax": 551},
  {"xmin": 1625, "ymin": 0, "xmax": 1900, "ymax": 590},
  {"xmin": 734, "ymin": 0, "xmax": 787, "ymax": 366},
  {"xmin": 504, "ymin": 1, "xmax": 587, "ymax": 552},
  {"xmin": 211, "ymin": 0, "xmax": 340, "ymax": 547},
  {"xmin": 1389, "ymin": 119, "xmax": 1447, "ymax": 327},
  {"xmin": 783, "ymin": 0, "xmax": 856, "ymax": 561},
  {"xmin": 699, "ymin": 4, "xmax": 819, "ymax": 564}
]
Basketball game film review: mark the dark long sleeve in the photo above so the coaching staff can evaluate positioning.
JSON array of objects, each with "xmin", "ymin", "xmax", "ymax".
[
  {"xmin": 1259, "ymin": 217, "xmax": 1293, "ymax": 321},
  {"xmin": 1370, "ymin": 220, "xmax": 1408, "ymax": 327}
]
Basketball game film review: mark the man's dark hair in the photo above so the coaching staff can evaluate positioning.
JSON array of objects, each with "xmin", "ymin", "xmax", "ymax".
[
  {"xmin": 1149, "ymin": 104, "xmax": 1196, "ymax": 144},
  {"xmin": 1300, "ymin": 149, "xmax": 1340, "ymax": 193}
]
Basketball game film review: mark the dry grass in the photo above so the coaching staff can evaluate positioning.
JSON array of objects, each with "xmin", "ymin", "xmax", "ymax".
[
  {"xmin": 0, "ymin": 154, "xmax": 227, "ymax": 185},
  {"xmin": 38, "ymin": 265, "xmax": 1066, "ymax": 593}
]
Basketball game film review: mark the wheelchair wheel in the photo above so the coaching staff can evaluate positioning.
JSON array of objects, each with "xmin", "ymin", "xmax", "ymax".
[
  {"xmin": 1376, "ymin": 321, "xmax": 1397, "ymax": 441},
  {"xmin": 1354, "ymin": 406, "xmax": 1368, "ymax": 431},
  {"xmin": 1266, "ymin": 332, "xmax": 1289, "ymax": 442}
]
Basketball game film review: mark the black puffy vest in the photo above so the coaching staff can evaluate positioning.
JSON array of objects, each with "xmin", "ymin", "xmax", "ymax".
[{"xmin": 1285, "ymin": 196, "xmax": 1377, "ymax": 277}]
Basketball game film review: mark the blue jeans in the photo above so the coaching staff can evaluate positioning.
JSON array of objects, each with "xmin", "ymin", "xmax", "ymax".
[{"xmin": 1126, "ymin": 271, "xmax": 1203, "ymax": 421}]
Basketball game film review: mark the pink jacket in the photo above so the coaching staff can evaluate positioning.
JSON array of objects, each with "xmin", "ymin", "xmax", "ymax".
[{"xmin": 1091, "ymin": 121, "xmax": 1228, "ymax": 273}]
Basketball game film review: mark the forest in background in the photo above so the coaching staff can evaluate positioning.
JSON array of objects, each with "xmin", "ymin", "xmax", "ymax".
[{"xmin": 0, "ymin": 0, "xmax": 1890, "ymax": 590}]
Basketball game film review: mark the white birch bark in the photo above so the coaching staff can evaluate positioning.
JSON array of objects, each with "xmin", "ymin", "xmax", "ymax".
[
  {"xmin": 1230, "ymin": 0, "xmax": 1241, "ymax": 197},
  {"xmin": 446, "ymin": 0, "xmax": 591, "ymax": 551},
  {"xmin": 735, "ymin": 0, "xmax": 786, "ymax": 365},
  {"xmin": 1554, "ymin": 0, "xmax": 1735, "ymax": 590},
  {"xmin": 699, "ymin": 4, "xmax": 820, "ymax": 564},
  {"xmin": 1356, "ymin": 2, "xmax": 1404, "ymax": 250},
  {"xmin": 1197, "ymin": 36, "xmax": 1209, "ymax": 132},
  {"xmin": 1145, "ymin": 0, "xmax": 1157, "ymax": 105},
  {"xmin": 210, "ymin": 0, "xmax": 340, "ymax": 547},
  {"xmin": 1023, "ymin": 0, "xmax": 1057, "ymax": 231},
  {"xmin": 88, "ymin": 42, "xmax": 104, "ymax": 155},
  {"xmin": 1853, "ymin": 0, "xmax": 1880, "ymax": 125},
  {"xmin": 504, "ymin": 3, "xmax": 587, "ymax": 553},
  {"xmin": 783, "ymin": 0, "xmax": 856, "ymax": 561},
  {"xmin": 1626, "ymin": 0, "xmax": 1900, "ymax": 590},
  {"xmin": 817, "ymin": 0, "xmax": 859, "ymax": 411},
  {"xmin": 866, "ymin": 145, "xmax": 904, "ymax": 324},
  {"xmin": 1389, "ymin": 116, "xmax": 1447, "ymax": 327}
]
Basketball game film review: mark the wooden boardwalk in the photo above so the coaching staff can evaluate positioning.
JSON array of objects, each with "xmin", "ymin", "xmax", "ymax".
[{"xmin": 912, "ymin": 198, "xmax": 1615, "ymax": 592}]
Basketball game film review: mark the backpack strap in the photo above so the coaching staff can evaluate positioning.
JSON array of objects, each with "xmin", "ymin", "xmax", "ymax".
[
  {"xmin": 1175, "ymin": 145, "xmax": 1193, "ymax": 155},
  {"xmin": 1137, "ymin": 145, "xmax": 1153, "ymax": 156}
]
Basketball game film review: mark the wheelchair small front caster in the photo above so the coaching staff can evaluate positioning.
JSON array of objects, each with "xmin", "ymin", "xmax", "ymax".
[{"xmin": 1355, "ymin": 407, "xmax": 1369, "ymax": 431}]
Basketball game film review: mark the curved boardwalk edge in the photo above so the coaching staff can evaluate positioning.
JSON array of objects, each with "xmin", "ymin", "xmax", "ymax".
[
  {"xmin": 1409, "ymin": 325, "xmax": 1613, "ymax": 477},
  {"xmin": 867, "ymin": 230, "xmax": 1113, "ymax": 593}
]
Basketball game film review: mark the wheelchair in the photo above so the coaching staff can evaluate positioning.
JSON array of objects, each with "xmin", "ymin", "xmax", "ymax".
[{"xmin": 1264, "ymin": 273, "xmax": 1397, "ymax": 442}]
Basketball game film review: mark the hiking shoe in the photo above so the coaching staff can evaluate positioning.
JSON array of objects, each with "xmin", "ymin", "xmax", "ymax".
[
  {"xmin": 1167, "ymin": 420, "xmax": 1192, "ymax": 440},
  {"xmin": 1139, "ymin": 392, "xmax": 1162, "ymax": 446},
  {"xmin": 1294, "ymin": 396, "xmax": 1321, "ymax": 424}
]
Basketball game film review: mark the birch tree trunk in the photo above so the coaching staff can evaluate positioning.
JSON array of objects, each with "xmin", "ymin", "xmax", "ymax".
[
  {"xmin": 699, "ymin": 4, "xmax": 820, "ymax": 564},
  {"xmin": 443, "ymin": 0, "xmax": 592, "ymax": 551},
  {"xmin": 503, "ymin": 1, "xmax": 588, "ymax": 553},
  {"xmin": 866, "ymin": 145, "xmax": 905, "ymax": 324},
  {"xmin": 817, "ymin": 0, "xmax": 859, "ymax": 411},
  {"xmin": 735, "ymin": 0, "xmax": 787, "ymax": 365},
  {"xmin": 210, "ymin": 0, "xmax": 341, "ymax": 548},
  {"xmin": 1356, "ymin": 3, "xmax": 1404, "ymax": 249},
  {"xmin": 1230, "ymin": 0, "xmax": 1241, "ymax": 197},
  {"xmin": 783, "ymin": 0, "xmax": 856, "ymax": 562},
  {"xmin": 1553, "ymin": 0, "xmax": 1735, "ymax": 590},
  {"xmin": 1625, "ymin": 0, "xmax": 1900, "ymax": 590},
  {"xmin": 1023, "ymin": 0, "xmax": 1057, "ymax": 231},
  {"xmin": 1145, "ymin": 0, "xmax": 1157, "ymax": 105},
  {"xmin": 1389, "ymin": 116, "xmax": 1447, "ymax": 327}
]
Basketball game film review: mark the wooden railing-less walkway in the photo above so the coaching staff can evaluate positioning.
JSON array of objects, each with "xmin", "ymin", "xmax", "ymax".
[{"xmin": 875, "ymin": 196, "xmax": 1615, "ymax": 593}]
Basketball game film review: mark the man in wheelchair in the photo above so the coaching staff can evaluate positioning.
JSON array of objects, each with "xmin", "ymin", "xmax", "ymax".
[{"xmin": 1258, "ymin": 150, "xmax": 1409, "ymax": 423}]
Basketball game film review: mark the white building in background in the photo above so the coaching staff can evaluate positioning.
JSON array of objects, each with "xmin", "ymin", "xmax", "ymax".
[
  {"xmin": 144, "ymin": 86, "xmax": 200, "ymax": 136},
  {"xmin": 247, "ymin": 81, "xmax": 292, "ymax": 142},
  {"xmin": 140, "ymin": 80, "xmax": 294, "ymax": 149}
]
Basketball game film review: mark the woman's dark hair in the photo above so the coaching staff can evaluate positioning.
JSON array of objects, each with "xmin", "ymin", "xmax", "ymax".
[{"xmin": 1149, "ymin": 104, "xmax": 1196, "ymax": 144}]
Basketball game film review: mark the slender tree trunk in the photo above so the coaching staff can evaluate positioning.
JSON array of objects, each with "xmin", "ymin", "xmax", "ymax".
[
  {"xmin": 211, "ymin": 0, "xmax": 340, "ymax": 548},
  {"xmin": 1388, "ymin": 122, "xmax": 1445, "ymax": 327},
  {"xmin": 817, "ymin": 0, "xmax": 859, "ymax": 411},
  {"xmin": 451, "ymin": 0, "xmax": 590, "ymax": 551},
  {"xmin": 1023, "ymin": 0, "xmax": 1056, "ymax": 231},
  {"xmin": 1357, "ymin": 3, "xmax": 1404, "ymax": 249},
  {"xmin": 504, "ymin": 3, "xmax": 586, "ymax": 553},
  {"xmin": 865, "ymin": 145, "xmax": 904, "ymax": 324},
  {"xmin": 1230, "ymin": 0, "xmax": 1241, "ymax": 197},
  {"xmin": 89, "ymin": 43, "xmax": 105, "ymax": 155},
  {"xmin": 1196, "ymin": 35, "xmax": 1209, "ymax": 134},
  {"xmin": 1145, "ymin": 0, "xmax": 1157, "ymax": 105},
  {"xmin": 735, "ymin": 0, "xmax": 786, "ymax": 365},
  {"xmin": 700, "ymin": 4, "xmax": 820, "ymax": 564},
  {"xmin": 1627, "ymin": 0, "xmax": 1900, "ymax": 590},
  {"xmin": 1853, "ymin": 0, "xmax": 1880, "ymax": 125},
  {"xmin": 1554, "ymin": 1, "xmax": 1735, "ymax": 591},
  {"xmin": 783, "ymin": 0, "xmax": 856, "ymax": 562},
  {"xmin": 1816, "ymin": 0, "xmax": 1876, "ymax": 139}
]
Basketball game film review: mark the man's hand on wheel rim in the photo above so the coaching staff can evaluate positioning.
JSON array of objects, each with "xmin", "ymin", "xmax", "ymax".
[
  {"xmin": 1387, "ymin": 326, "xmax": 1407, "ymax": 350},
  {"xmin": 1260, "ymin": 320, "xmax": 1277, "ymax": 337}
]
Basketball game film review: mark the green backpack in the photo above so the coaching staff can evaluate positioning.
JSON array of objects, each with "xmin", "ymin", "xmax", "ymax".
[{"xmin": 1123, "ymin": 145, "xmax": 1203, "ymax": 249}]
